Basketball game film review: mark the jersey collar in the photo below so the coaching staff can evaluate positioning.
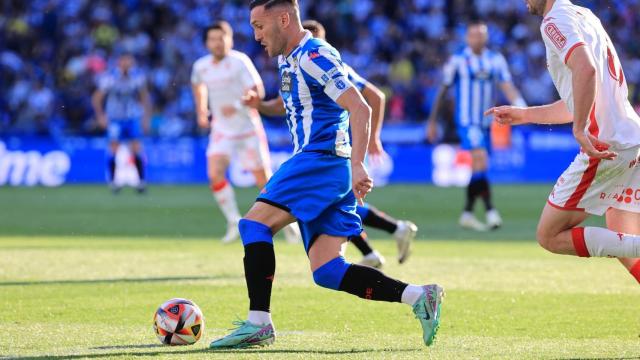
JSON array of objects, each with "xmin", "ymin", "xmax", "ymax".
[
  {"xmin": 464, "ymin": 47, "xmax": 487, "ymax": 57},
  {"xmin": 286, "ymin": 30, "xmax": 313, "ymax": 62}
]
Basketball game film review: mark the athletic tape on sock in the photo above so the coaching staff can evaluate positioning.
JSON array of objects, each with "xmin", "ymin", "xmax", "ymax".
[
  {"xmin": 571, "ymin": 227, "xmax": 591, "ymax": 257},
  {"xmin": 313, "ymin": 256, "xmax": 351, "ymax": 290},
  {"xmin": 239, "ymin": 219, "xmax": 273, "ymax": 246}
]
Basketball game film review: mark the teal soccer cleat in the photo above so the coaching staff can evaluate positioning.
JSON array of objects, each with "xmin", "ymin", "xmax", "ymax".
[
  {"xmin": 413, "ymin": 284, "xmax": 444, "ymax": 347},
  {"xmin": 209, "ymin": 320, "xmax": 275, "ymax": 349}
]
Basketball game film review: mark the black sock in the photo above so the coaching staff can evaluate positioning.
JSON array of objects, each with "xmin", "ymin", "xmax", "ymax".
[
  {"xmin": 243, "ymin": 242, "xmax": 275, "ymax": 312},
  {"xmin": 350, "ymin": 232, "xmax": 374, "ymax": 256},
  {"xmin": 477, "ymin": 178, "xmax": 493, "ymax": 211},
  {"xmin": 362, "ymin": 205, "xmax": 398, "ymax": 234},
  {"xmin": 108, "ymin": 156, "xmax": 116, "ymax": 182},
  {"xmin": 464, "ymin": 179, "xmax": 482, "ymax": 212},
  {"xmin": 133, "ymin": 155, "xmax": 145, "ymax": 181},
  {"xmin": 338, "ymin": 264, "xmax": 408, "ymax": 302}
]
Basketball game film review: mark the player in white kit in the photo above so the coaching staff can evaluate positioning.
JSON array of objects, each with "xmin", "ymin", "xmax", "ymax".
[
  {"xmin": 486, "ymin": 0, "xmax": 640, "ymax": 284},
  {"xmin": 191, "ymin": 21, "xmax": 299, "ymax": 243}
]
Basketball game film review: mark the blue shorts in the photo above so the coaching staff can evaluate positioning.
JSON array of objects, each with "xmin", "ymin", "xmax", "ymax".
[
  {"xmin": 107, "ymin": 118, "xmax": 142, "ymax": 141},
  {"xmin": 458, "ymin": 125, "xmax": 490, "ymax": 151},
  {"xmin": 257, "ymin": 151, "xmax": 362, "ymax": 252}
]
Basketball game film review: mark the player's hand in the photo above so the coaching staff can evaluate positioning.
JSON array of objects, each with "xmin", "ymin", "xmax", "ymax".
[
  {"xmin": 484, "ymin": 106, "xmax": 528, "ymax": 126},
  {"xmin": 96, "ymin": 114, "xmax": 108, "ymax": 129},
  {"xmin": 242, "ymin": 90, "xmax": 261, "ymax": 110},
  {"xmin": 197, "ymin": 112, "xmax": 209, "ymax": 129},
  {"xmin": 574, "ymin": 132, "xmax": 618, "ymax": 160},
  {"xmin": 367, "ymin": 137, "xmax": 387, "ymax": 164},
  {"xmin": 351, "ymin": 162, "xmax": 373, "ymax": 206},
  {"xmin": 221, "ymin": 105, "xmax": 237, "ymax": 118},
  {"xmin": 426, "ymin": 119, "xmax": 438, "ymax": 144}
]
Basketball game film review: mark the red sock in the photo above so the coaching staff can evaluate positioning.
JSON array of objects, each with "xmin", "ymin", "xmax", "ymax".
[
  {"xmin": 210, "ymin": 180, "xmax": 228, "ymax": 193},
  {"xmin": 629, "ymin": 260, "xmax": 640, "ymax": 284},
  {"xmin": 571, "ymin": 227, "xmax": 590, "ymax": 257}
]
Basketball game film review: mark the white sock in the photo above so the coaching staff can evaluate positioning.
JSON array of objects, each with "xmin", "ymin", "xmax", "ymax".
[
  {"xmin": 212, "ymin": 181, "xmax": 241, "ymax": 223},
  {"xmin": 401, "ymin": 284, "xmax": 424, "ymax": 306},
  {"xmin": 247, "ymin": 310, "xmax": 272, "ymax": 325},
  {"xmin": 584, "ymin": 227, "xmax": 640, "ymax": 257},
  {"xmin": 282, "ymin": 223, "xmax": 301, "ymax": 243}
]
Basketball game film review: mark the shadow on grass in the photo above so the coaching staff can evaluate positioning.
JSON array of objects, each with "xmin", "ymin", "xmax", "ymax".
[
  {"xmin": 0, "ymin": 275, "xmax": 241, "ymax": 287},
  {"xmin": 3, "ymin": 347, "xmax": 420, "ymax": 359}
]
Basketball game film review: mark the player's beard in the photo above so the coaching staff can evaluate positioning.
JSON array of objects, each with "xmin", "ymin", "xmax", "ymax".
[{"xmin": 527, "ymin": 0, "xmax": 547, "ymax": 16}]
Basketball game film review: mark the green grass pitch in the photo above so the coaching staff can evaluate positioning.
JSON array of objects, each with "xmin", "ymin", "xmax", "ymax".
[{"xmin": 0, "ymin": 184, "xmax": 638, "ymax": 359}]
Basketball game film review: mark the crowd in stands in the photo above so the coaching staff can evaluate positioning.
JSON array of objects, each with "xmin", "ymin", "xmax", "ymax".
[{"xmin": 2, "ymin": 0, "xmax": 640, "ymax": 136}]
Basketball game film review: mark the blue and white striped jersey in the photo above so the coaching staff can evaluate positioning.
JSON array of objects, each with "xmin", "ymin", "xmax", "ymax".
[
  {"xmin": 442, "ymin": 47, "xmax": 512, "ymax": 128},
  {"xmin": 97, "ymin": 68, "xmax": 146, "ymax": 120},
  {"xmin": 278, "ymin": 31, "xmax": 355, "ymax": 157}
]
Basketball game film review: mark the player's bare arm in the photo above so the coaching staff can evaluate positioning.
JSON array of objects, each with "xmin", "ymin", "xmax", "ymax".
[
  {"xmin": 485, "ymin": 100, "xmax": 573, "ymax": 126},
  {"xmin": 191, "ymin": 83, "xmax": 210, "ymax": 129},
  {"xmin": 361, "ymin": 82, "xmax": 386, "ymax": 157},
  {"xmin": 336, "ymin": 87, "xmax": 373, "ymax": 204},
  {"xmin": 91, "ymin": 89, "xmax": 108, "ymax": 129},
  {"xmin": 140, "ymin": 86, "xmax": 152, "ymax": 134},
  {"xmin": 426, "ymin": 84, "xmax": 449, "ymax": 143},
  {"xmin": 498, "ymin": 81, "xmax": 527, "ymax": 107},
  {"xmin": 566, "ymin": 45, "xmax": 617, "ymax": 160},
  {"xmin": 243, "ymin": 92, "xmax": 286, "ymax": 116}
]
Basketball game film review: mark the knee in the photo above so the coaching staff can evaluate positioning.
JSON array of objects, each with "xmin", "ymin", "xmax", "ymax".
[
  {"xmin": 209, "ymin": 172, "xmax": 226, "ymax": 184},
  {"xmin": 536, "ymin": 226, "xmax": 560, "ymax": 254},
  {"xmin": 312, "ymin": 256, "xmax": 350, "ymax": 290}
]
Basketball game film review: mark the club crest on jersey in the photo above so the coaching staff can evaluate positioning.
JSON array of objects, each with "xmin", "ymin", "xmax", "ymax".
[
  {"xmin": 336, "ymin": 79, "xmax": 346, "ymax": 90},
  {"xmin": 280, "ymin": 71, "xmax": 292, "ymax": 96},
  {"xmin": 544, "ymin": 23, "xmax": 567, "ymax": 50},
  {"xmin": 309, "ymin": 51, "xmax": 320, "ymax": 60}
]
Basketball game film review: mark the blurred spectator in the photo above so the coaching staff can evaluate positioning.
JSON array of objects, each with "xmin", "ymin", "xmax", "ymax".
[{"xmin": 1, "ymin": 0, "xmax": 639, "ymax": 136}]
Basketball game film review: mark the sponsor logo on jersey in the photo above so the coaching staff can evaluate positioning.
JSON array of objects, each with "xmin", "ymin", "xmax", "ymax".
[
  {"xmin": 545, "ymin": 23, "xmax": 567, "ymax": 50},
  {"xmin": 600, "ymin": 187, "xmax": 640, "ymax": 204},
  {"xmin": 280, "ymin": 71, "xmax": 292, "ymax": 94}
]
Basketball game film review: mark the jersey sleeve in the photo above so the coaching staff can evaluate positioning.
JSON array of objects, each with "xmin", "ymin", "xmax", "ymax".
[
  {"xmin": 494, "ymin": 53, "xmax": 513, "ymax": 83},
  {"xmin": 190, "ymin": 61, "xmax": 202, "ymax": 85},
  {"xmin": 344, "ymin": 63, "xmax": 367, "ymax": 92},
  {"xmin": 441, "ymin": 56, "xmax": 459, "ymax": 86},
  {"xmin": 238, "ymin": 54, "xmax": 263, "ymax": 90},
  {"xmin": 134, "ymin": 72, "xmax": 147, "ymax": 90},
  {"xmin": 541, "ymin": 15, "xmax": 585, "ymax": 64},
  {"xmin": 299, "ymin": 46, "xmax": 354, "ymax": 102},
  {"xmin": 97, "ymin": 73, "xmax": 113, "ymax": 92}
]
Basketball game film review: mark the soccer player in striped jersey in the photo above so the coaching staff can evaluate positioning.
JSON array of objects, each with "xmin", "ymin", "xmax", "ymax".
[
  {"xmin": 241, "ymin": 19, "xmax": 417, "ymax": 268},
  {"xmin": 487, "ymin": 0, "xmax": 640, "ymax": 284},
  {"xmin": 427, "ymin": 21, "xmax": 527, "ymax": 231},
  {"xmin": 191, "ymin": 21, "xmax": 300, "ymax": 244},
  {"xmin": 92, "ymin": 53, "xmax": 152, "ymax": 193},
  {"xmin": 209, "ymin": 0, "xmax": 443, "ymax": 349},
  {"xmin": 301, "ymin": 20, "xmax": 417, "ymax": 268}
]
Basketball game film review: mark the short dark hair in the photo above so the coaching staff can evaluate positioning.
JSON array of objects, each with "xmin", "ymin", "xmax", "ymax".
[
  {"xmin": 302, "ymin": 19, "xmax": 326, "ymax": 38},
  {"xmin": 202, "ymin": 21, "xmax": 233, "ymax": 43},
  {"xmin": 249, "ymin": 0, "xmax": 298, "ymax": 11},
  {"xmin": 468, "ymin": 20, "xmax": 487, "ymax": 29}
]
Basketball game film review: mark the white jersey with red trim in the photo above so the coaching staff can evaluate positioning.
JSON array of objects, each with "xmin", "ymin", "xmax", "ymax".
[
  {"xmin": 191, "ymin": 50, "xmax": 264, "ymax": 137},
  {"xmin": 541, "ymin": 0, "xmax": 640, "ymax": 149}
]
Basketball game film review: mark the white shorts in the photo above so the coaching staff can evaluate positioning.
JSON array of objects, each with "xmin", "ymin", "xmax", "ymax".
[
  {"xmin": 206, "ymin": 130, "xmax": 271, "ymax": 171},
  {"xmin": 548, "ymin": 146, "xmax": 640, "ymax": 215}
]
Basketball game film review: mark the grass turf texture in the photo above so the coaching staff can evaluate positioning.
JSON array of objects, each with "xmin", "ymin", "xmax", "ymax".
[{"xmin": 0, "ymin": 185, "xmax": 638, "ymax": 359}]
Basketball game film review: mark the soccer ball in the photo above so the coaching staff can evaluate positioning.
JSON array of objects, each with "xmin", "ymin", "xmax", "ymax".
[{"xmin": 153, "ymin": 298, "xmax": 204, "ymax": 345}]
